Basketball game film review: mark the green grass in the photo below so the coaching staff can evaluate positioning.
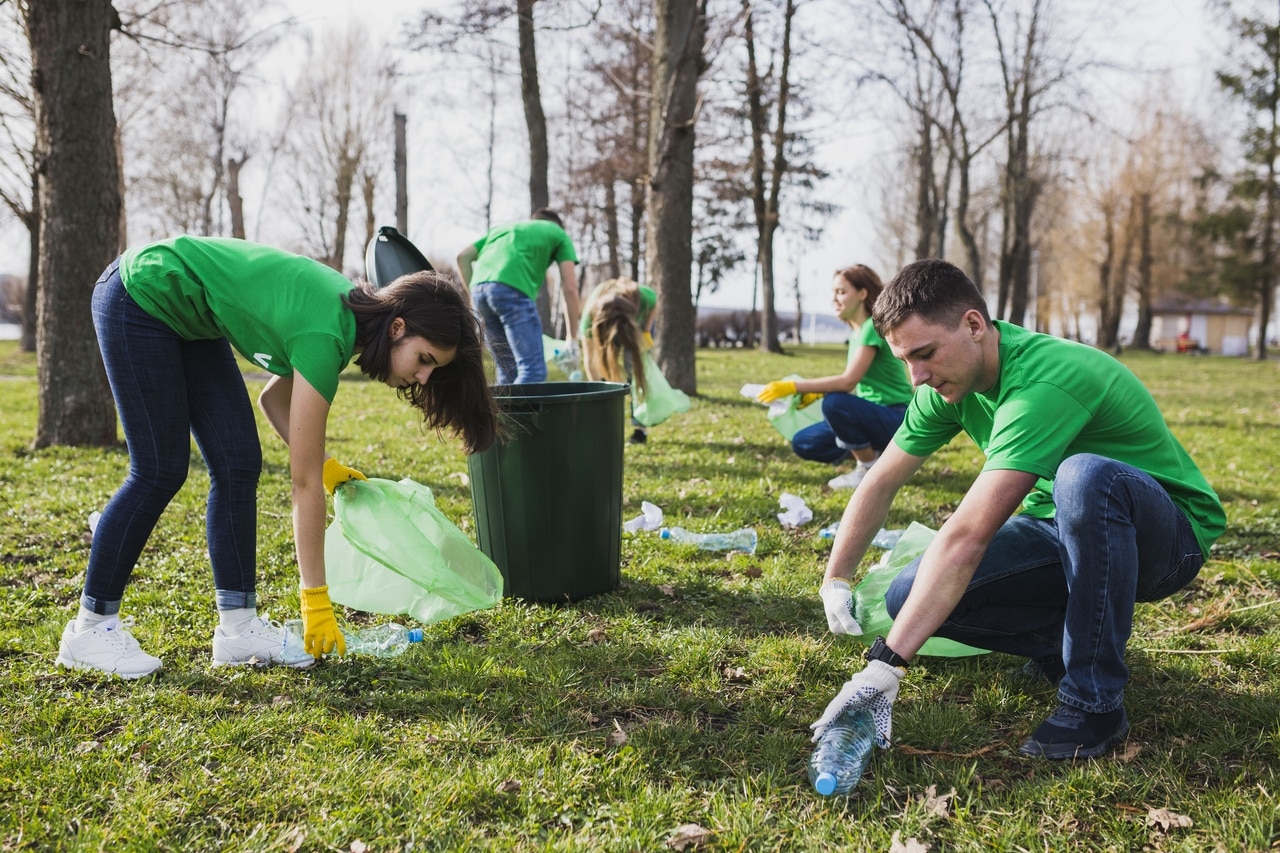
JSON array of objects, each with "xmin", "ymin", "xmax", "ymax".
[{"xmin": 1, "ymin": 339, "xmax": 1278, "ymax": 852}]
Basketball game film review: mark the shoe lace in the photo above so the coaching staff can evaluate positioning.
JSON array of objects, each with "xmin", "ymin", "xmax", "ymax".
[{"xmin": 99, "ymin": 616, "xmax": 143, "ymax": 652}]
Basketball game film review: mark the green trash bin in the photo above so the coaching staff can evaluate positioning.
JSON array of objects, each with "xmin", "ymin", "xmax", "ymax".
[{"xmin": 468, "ymin": 381, "xmax": 628, "ymax": 602}]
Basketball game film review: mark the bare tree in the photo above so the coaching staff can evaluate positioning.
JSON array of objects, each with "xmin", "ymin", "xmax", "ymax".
[
  {"xmin": 0, "ymin": 1, "xmax": 37, "ymax": 351},
  {"xmin": 647, "ymin": 0, "xmax": 708, "ymax": 394},
  {"xmin": 282, "ymin": 24, "xmax": 395, "ymax": 271},
  {"xmin": 24, "ymin": 0, "xmax": 119, "ymax": 447}
]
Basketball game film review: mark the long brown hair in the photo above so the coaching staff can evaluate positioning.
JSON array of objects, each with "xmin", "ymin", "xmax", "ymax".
[
  {"xmin": 584, "ymin": 278, "xmax": 647, "ymax": 392},
  {"xmin": 835, "ymin": 264, "xmax": 886, "ymax": 322},
  {"xmin": 345, "ymin": 271, "xmax": 499, "ymax": 453}
]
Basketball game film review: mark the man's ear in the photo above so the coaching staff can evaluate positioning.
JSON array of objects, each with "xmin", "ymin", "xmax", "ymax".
[{"xmin": 964, "ymin": 309, "xmax": 987, "ymax": 340}]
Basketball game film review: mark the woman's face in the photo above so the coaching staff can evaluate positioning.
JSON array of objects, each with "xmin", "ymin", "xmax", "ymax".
[
  {"xmin": 832, "ymin": 275, "xmax": 867, "ymax": 322},
  {"xmin": 385, "ymin": 318, "xmax": 456, "ymax": 389}
]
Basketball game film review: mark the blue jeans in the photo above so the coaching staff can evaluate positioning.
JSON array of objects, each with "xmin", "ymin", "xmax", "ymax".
[
  {"xmin": 86, "ymin": 261, "xmax": 262, "ymax": 615},
  {"xmin": 792, "ymin": 394, "xmax": 906, "ymax": 464},
  {"xmin": 885, "ymin": 453, "xmax": 1205, "ymax": 713},
  {"xmin": 471, "ymin": 281, "xmax": 546, "ymax": 384}
]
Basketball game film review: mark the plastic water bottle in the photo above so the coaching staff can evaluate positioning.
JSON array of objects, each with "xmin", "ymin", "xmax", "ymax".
[
  {"xmin": 552, "ymin": 346, "xmax": 583, "ymax": 381},
  {"xmin": 659, "ymin": 526, "xmax": 757, "ymax": 554},
  {"xmin": 817, "ymin": 525, "xmax": 904, "ymax": 549},
  {"xmin": 284, "ymin": 619, "xmax": 423, "ymax": 658},
  {"xmin": 808, "ymin": 706, "xmax": 877, "ymax": 796}
]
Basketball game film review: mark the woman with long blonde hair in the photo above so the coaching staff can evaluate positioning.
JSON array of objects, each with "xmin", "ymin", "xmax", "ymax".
[{"xmin": 580, "ymin": 277, "xmax": 657, "ymax": 443}]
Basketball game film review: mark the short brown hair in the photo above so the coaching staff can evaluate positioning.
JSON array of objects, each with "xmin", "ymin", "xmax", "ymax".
[{"xmin": 872, "ymin": 258, "xmax": 990, "ymax": 337}]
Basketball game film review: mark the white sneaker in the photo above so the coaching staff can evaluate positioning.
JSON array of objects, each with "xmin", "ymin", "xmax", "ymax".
[
  {"xmin": 212, "ymin": 616, "xmax": 316, "ymax": 669},
  {"xmin": 56, "ymin": 617, "xmax": 162, "ymax": 679},
  {"xmin": 828, "ymin": 463, "xmax": 873, "ymax": 490}
]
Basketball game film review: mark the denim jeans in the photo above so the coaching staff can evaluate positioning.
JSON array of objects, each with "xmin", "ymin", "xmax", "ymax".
[
  {"xmin": 86, "ymin": 260, "xmax": 262, "ymax": 615},
  {"xmin": 791, "ymin": 394, "xmax": 906, "ymax": 464},
  {"xmin": 471, "ymin": 281, "xmax": 546, "ymax": 384},
  {"xmin": 885, "ymin": 453, "xmax": 1204, "ymax": 713}
]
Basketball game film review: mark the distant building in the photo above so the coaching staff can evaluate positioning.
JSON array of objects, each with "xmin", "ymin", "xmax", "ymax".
[{"xmin": 1151, "ymin": 295, "xmax": 1254, "ymax": 356}]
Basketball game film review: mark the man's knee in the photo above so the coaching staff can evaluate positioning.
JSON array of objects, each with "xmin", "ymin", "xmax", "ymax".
[{"xmin": 885, "ymin": 563, "xmax": 919, "ymax": 618}]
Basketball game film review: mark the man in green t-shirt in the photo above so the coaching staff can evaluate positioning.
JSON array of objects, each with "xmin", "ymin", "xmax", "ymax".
[
  {"xmin": 457, "ymin": 208, "xmax": 581, "ymax": 384},
  {"xmin": 810, "ymin": 258, "xmax": 1225, "ymax": 761}
]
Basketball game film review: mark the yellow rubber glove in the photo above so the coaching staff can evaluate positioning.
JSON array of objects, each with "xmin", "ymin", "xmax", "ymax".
[
  {"xmin": 300, "ymin": 585, "xmax": 346, "ymax": 657},
  {"xmin": 798, "ymin": 392, "xmax": 824, "ymax": 409},
  {"xmin": 756, "ymin": 380, "xmax": 797, "ymax": 404},
  {"xmin": 642, "ymin": 331, "xmax": 655, "ymax": 350},
  {"xmin": 322, "ymin": 457, "xmax": 367, "ymax": 496}
]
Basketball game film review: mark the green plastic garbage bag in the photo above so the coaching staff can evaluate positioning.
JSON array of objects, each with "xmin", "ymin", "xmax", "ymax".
[
  {"xmin": 633, "ymin": 351, "xmax": 691, "ymax": 427},
  {"xmin": 851, "ymin": 521, "xmax": 988, "ymax": 658},
  {"xmin": 326, "ymin": 477, "xmax": 503, "ymax": 624},
  {"xmin": 768, "ymin": 374, "xmax": 825, "ymax": 440}
]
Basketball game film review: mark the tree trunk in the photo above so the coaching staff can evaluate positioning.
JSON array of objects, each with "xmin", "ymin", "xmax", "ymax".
[
  {"xmin": 227, "ymin": 154, "xmax": 247, "ymax": 239},
  {"xmin": 21, "ymin": 174, "xmax": 38, "ymax": 352},
  {"xmin": 604, "ymin": 174, "xmax": 621, "ymax": 278},
  {"xmin": 26, "ymin": 0, "xmax": 119, "ymax": 447},
  {"xmin": 516, "ymin": 0, "xmax": 553, "ymax": 331},
  {"xmin": 1132, "ymin": 192, "xmax": 1154, "ymax": 349},
  {"xmin": 647, "ymin": 0, "xmax": 707, "ymax": 394},
  {"xmin": 394, "ymin": 111, "xmax": 408, "ymax": 234}
]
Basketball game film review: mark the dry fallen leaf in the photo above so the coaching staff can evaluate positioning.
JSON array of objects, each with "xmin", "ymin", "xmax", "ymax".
[
  {"xmin": 666, "ymin": 823, "xmax": 713, "ymax": 851},
  {"xmin": 658, "ymin": 584, "xmax": 677, "ymax": 597},
  {"xmin": 920, "ymin": 785, "xmax": 955, "ymax": 818},
  {"xmin": 496, "ymin": 779, "xmax": 522, "ymax": 794},
  {"xmin": 722, "ymin": 665, "xmax": 749, "ymax": 682},
  {"xmin": 284, "ymin": 826, "xmax": 306, "ymax": 853},
  {"xmin": 606, "ymin": 719, "xmax": 629, "ymax": 748},
  {"xmin": 586, "ymin": 627, "xmax": 606, "ymax": 643},
  {"xmin": 349, "ymin": 841, "xmax": 368, "ymax": 853},
  {"xmin": 1118, "ymin": 741, "xmax": 1142, "ymax": 762},
  {"xmin": 449, "ymin": 471, "xmax": 470, "ymax": 487},
  {"xmin": 889, "ymin": 831, "xmax": 930, "ymax": 853},
  {"xmin": 1147, "ymin": 807, "xmax": 1193, "ymax": 832}
]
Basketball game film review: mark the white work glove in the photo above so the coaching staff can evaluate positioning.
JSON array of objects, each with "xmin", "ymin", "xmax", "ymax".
[
  {"xmin": 809, "ymin": 659, "xmax": 904, "ymax": 748},
  {"xmin": 819, "ymin": 578, "xmax": 862, "ymax": 635}
]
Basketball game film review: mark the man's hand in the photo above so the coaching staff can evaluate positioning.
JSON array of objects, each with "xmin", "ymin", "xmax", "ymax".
[
  {"xmin": 756, "ymin": 380, "xmax": 797, "ymax": 404},
  {"xmin": 322, "ymin": 458, "xmax": 366, "ymax": 496},
  {"xmin": 300, "ymin": 585, "xmax": 346, "ymax": 657},
  {"xmin": 819, "ymin": 578, "xmax": 863, "ymax": 635},
  {"xmin": 810, "ymin": 659, "xmax": 904, "ymax": 747}
]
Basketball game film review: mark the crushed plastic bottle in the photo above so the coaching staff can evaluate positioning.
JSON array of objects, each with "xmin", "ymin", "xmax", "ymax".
[
  {"xmin": 552, "ymin": 345, "xmax": 583, "ymax": 381},
  {"xmin": 817, "ymin": 525, "xmax": 905, "ymax": 549},
  {"xmin": 659, "ymin": 526, "xmax": 757, "ymax": 554},
  {"xmin": 284, "ymin": 619, "xmax": 424, "ymax": 658},
  {"xmin": 808, "ymin": 706, "xmax": 877, "ymax": 796}
]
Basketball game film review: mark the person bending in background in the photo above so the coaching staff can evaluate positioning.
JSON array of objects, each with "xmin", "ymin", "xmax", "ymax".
[
  {"xmin": 811, "ymin": 258, "xmax": 1224, "ymax": 759},
  {"xmin": 579, "ymin": 277, "xmax": 657, "ymax": 444},
  {"xmin": 457, "ymin": 208, "xmax": 582, "ymax": 385},
  {"xmin": 59, "ymin": 236, "xmax": 498, "ymax": 678},
  {"xmin": 757, "ymin": 265, "xmax": 913, "ymax": 489}
]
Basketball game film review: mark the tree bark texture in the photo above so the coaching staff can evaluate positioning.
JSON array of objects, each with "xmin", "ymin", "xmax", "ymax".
[
  {"xmin": 516, "ymin": 0, "xmax": 553, "ymax": 331},
  {"xmin": 27, "ymin": 0, "xmax": 120, "ymax": 447},
  {"xmin": 647, "ymin": 0, "xmax": 707, "ymax": 394}
]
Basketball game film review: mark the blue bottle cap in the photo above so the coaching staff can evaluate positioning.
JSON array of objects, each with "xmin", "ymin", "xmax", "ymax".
[
  {"xmin": 814, "ymin": 772, "xmax": 837, "ymax": 796},
  {"xmin": 659, "ymin": 527, "xmax": 671, "ymax": 539},
  {"xmin": 407, "ymin": 628, "xmax": 424, "ymax": 643}
]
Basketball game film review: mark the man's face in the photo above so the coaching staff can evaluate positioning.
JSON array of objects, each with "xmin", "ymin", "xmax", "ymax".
[{"xmin": 885, "ymin": 311, "xmax": 994, "ymax": 404}]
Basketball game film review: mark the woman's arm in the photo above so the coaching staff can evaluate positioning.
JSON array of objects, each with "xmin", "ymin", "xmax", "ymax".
[{"xmin": 792, "ymin": 345, "xmax": 877, "ymax": 395}]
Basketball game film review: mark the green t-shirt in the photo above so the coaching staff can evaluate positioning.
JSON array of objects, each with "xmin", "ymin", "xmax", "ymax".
[
  {"xmin": 893, "ymin": 321, "xmax": 1225, "ymax": 558},
  {"xmin": 470, "ymin": 219, "xmax": 578, "ymax": 300},
  {"xmin": 847, "ymin": 320, "xmax": 913, "ymax": 406},
  {"xmin": 579, "ymin": 284, "xmax": 657, "ymax": 338},
  {"xmin": 119, "ymin": 236, "xmax": 356, "ymax": 403}
]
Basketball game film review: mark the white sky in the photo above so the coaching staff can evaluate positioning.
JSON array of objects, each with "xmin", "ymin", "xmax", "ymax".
[{"xmin": 0, "ymin": 0, "xmax": 1226, "ymax": 319}]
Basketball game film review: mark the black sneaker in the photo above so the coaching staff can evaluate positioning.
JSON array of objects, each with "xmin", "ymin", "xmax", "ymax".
[
  {"xmin": 1019, "ymin": 704, "xmax": 1129, "ymax": 760},
  {"xmin": 629, "ymin": 428, "xmax": 648, "ymax": 444}
]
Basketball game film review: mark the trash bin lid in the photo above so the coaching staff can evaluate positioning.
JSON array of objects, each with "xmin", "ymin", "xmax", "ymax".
[{"xmin": 365, "ymin": 225, "xmax": 433, "ymax": 288}]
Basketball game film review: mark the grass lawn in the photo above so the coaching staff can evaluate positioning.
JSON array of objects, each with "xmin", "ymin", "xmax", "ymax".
[{"xmin": 1, "ymin": 339, "xmax": 1277, "ymax": 852}]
